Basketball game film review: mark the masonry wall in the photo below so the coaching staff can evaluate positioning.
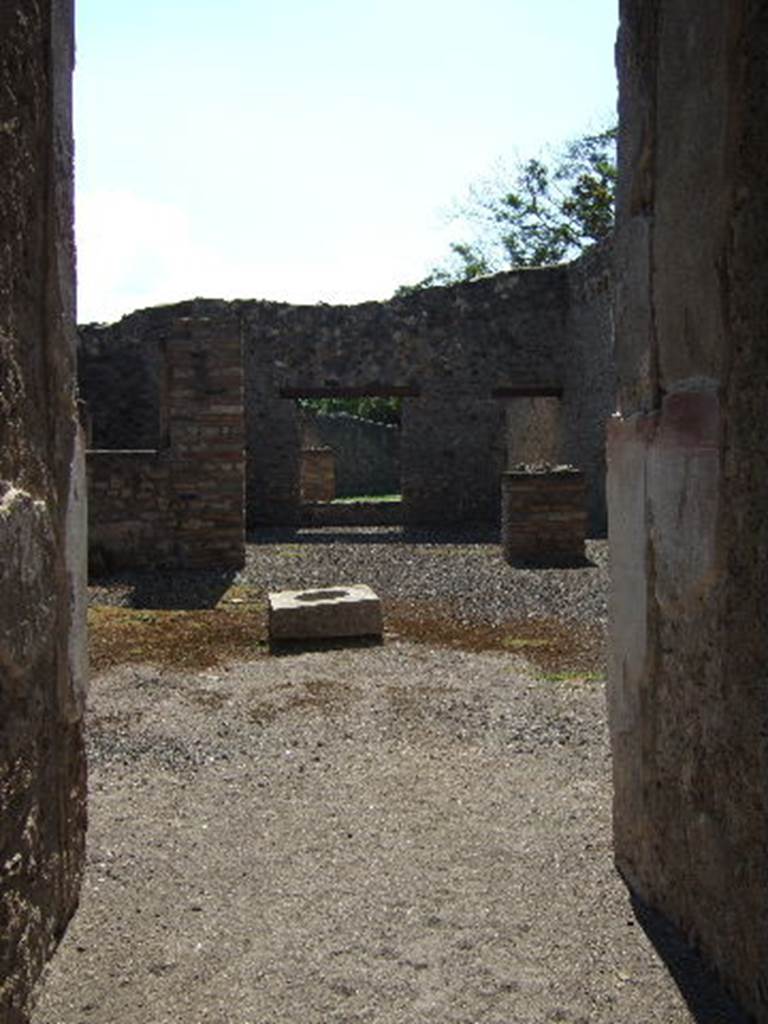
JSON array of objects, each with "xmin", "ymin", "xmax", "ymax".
[
  {"xmin": 87, "ymin": 451, "xmax": 172, "ymax": 571},
  {"xmin": 0, "ymin": 3, "xmax": 87, "ymax": 1020},
  {"xmin": 79, "ymin": 313, "xmax": 163, "ymax": 448},
  {"xmin": 86, "ymin": 312, "xmax": 246, "ymax": 571},
  {"xmin": 608, "ymin": 3, "xmax": 768, "ymax": 1018},
  {"xmin": 505, "ymin": 397, "xmax": 562, "ymax": 470},
  {"xmin": 563, "ymin": 240, "xmax": 614, "ymax": 535},
  {"xmin": 79, "ymin": 249, "xmax": 614, "ymax": 534},
  {"xmin": 164, "ymin": 316, "xmax": 246, "ymax": 568}
]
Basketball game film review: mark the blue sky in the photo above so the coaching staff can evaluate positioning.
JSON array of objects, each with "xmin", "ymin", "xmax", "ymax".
[{"xmin": 75, "ymin": 1, "xmax": 618, "ymax": 323}]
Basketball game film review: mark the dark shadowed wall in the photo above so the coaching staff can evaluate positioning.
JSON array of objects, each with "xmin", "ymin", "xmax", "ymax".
[
  {"xmin": 608, "ymin": 3, "xmax": 768, "ymax": 1018},
  {"xmin": 0, "ymin": 3, "xmax": 87, "ymax": 1020}
]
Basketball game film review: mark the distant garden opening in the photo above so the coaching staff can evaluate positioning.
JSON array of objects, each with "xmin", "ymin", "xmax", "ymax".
[{"xmin": 282, "ymin": 387, "xmax": 417, "ymax": 527}]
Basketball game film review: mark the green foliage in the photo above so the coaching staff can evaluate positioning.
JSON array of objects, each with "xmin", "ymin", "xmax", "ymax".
[
  {"xmin": 298, "ymin": 395, "xmax": 402, "ymax": 425},
  {"xmin": 396, "ymin": 125, "xmax": 616, "ymax": 294}
]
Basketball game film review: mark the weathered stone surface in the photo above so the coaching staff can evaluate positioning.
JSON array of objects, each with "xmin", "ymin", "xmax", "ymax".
[
  {"xmin": 609, "ymin": 3, "xmax": 768, "ymax": 1019},
  {"xmin": 268, "ymin": 585, "xmax": 383, "ymax": 641},
  {"xmin": 78, "ymin": 244, "xmax": 615, "ymax": 536},
  {"xmin": 0, "ymin": 2, "xmax": 87, "ymax": 1020}
]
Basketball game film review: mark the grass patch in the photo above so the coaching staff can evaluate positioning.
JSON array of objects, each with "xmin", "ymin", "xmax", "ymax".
[
  {"xmin": 385, "ymin": 599, "xmax": 605, "ymax": 677},
  {"xmin": 274, "ymin": 545, "xmax": 305, "ymax": 557},
  {"xmin": 539, "ymin": 671, "xmax": 604, "ymax": 683},
  {"xmin": 331, "ymin": 493, "xmax": 401, "ymax": 504},
  {"xmin": 89, "ymin": 605, "xmax": 267, "ymax": 673}
]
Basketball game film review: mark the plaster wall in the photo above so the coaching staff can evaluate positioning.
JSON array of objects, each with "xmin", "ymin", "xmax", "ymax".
[
  {"xmin": 0, "ymin": 3, "xmax": 87, "ymax": 1019},
  {"xmin": 608, "ymin": 3, "xmax": 768, "ymax": 1017}
]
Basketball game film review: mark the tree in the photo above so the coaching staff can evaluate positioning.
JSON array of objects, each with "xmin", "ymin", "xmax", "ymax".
[{"xmin": 396, "ymin": 125, "xmax": 616, "ymax": 294}]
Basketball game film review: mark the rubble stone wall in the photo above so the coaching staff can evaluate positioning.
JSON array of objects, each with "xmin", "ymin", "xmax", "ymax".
[
  {"xmin": 505, "ymin": 397, "xmax": 563, "ymax": 470},
  {"xmin": 608, "ymin": 3, "xmax": 768, "ymax": 1018},
  {"xmin": 0, "ymin": 3, "xmax": 87, "ymax": 1020},
  {"xmin": 79, "ymin": 313, "xmax": 163, "ymax": 448},
  {"xmin": 78, "ymin": 248, "xmax": 614, "ymax": 535}
]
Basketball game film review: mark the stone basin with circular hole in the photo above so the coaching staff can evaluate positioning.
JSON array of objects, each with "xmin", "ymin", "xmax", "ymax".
[{"xmin": 267, "ymin": 584, "xmax": 383, "ymax": 642}]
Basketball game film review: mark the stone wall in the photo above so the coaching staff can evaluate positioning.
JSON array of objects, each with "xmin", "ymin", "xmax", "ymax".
[
  {"xmin": 244, "ymin": 269, "xmax": 570, "ymax": 526},
  {"xmin": 86, "ymin": 313, "xmax": 246, "ymax": 571},
  {"xmin": 609, "ymin": 3, "xmax": 768, "ymax": 1019},
  {"xmin": 79, "ymin": 313, "xmax": 163, "ymax": 448},
  {"xmin": 0, "ymin": 3, "xmax": 87, "ymax": 1020},
  {"xmin": 505, "ymin": 397, "xmax": 562, "ymax": 470},
  {"xmin": 87, "ymin": 451, "xmax": 171, "ymax": 571},
  {"xmin": 79, "ymin": 253, "xmax": 613, "ymax": 534},
  {"xmin": 563, "ymin": 240, "xmax": 614, "ymax": 535}
]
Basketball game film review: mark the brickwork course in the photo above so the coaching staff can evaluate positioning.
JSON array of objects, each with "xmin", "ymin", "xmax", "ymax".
[{"xmin": 87, "ymin": 315, "xmax": 245, "ymax": 571}]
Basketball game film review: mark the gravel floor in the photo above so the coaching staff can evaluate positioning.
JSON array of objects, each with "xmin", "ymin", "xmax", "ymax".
[
  {"xmin": 32, "ymin": 528, "xmax": 747, "ymax": 1024},
  {"xmin": 89, "ymin": 526, "xmax": 610, "ymax": 628}
]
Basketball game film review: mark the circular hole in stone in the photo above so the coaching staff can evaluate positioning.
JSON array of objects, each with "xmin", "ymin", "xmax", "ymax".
[{"xmin": 296, "ymin": 589, "xmax": 348, "ymax": 603}]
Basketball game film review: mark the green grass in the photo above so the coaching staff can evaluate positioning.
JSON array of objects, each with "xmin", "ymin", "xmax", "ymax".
[
  {"xmin": 539, "ymin": 671, "xmax": 604, "ymax": 683},
  {"xmin": 331, "ymin": 493, "xmax": 402, "ymax": 504}
]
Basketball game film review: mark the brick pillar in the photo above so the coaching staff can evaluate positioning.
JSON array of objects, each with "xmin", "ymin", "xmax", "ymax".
[
  {"xmin": 300, "ymin": 447, "xmax": 336, "ymax": 502},
  {"xmin": 501, "ymin": 467, "xmax": 586, "ymax": 565},
  {"xmin": 165, "ymin": 315, "xmax": 245, "ymax": 569}
]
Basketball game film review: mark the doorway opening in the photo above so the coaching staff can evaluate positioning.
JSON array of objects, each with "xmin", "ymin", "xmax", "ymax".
[{"xmin": 280, "ymin": 386, "xmax": 419, "ymax": 526}]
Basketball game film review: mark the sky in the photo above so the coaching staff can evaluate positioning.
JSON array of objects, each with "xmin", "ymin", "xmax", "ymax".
[{"xmin": 74, "ymin": 1, "xmax": 618, "ymax": 324}]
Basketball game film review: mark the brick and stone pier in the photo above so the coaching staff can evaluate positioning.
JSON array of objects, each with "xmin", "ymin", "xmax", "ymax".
[{"xmin": 501, "ymin": 466, "xmax": 586, "ymax": 565}]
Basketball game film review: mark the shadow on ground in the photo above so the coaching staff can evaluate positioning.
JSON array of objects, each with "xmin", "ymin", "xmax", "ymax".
[
  {"xmin": 88, "ymin": 568, "xmax": 239, "ymax": 610},
  {"xmin": 630, "ymin": 892, "xmax": 751, "ymax": 1024},
  {"xmin": 247, "ymin": 525, "xmax": 502, "ymax": 546}
]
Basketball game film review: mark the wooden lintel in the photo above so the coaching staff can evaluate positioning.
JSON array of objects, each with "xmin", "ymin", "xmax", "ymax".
[{"xmin": 492, "ymin": 386, "xmax": 563, "ymax": 399}]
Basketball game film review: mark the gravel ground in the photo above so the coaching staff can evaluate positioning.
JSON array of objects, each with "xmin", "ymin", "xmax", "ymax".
[
  {"xmin": 88, "ymin": 527, "xmax": 609, "ymax": 628},
  {"xmin": 32, "ymin": 528, "xmax": 747, "ymax": 1023}
]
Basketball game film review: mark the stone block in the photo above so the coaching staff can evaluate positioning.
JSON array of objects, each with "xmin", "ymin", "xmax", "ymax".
[{"xmin": 268, "ymin": 584, "xmax": 383, "ymax": 641}]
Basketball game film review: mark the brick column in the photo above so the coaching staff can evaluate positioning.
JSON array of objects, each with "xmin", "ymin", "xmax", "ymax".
[
  {"xmin": 501, "ymin": 467, "xmax": 586, "ymax": 565},
  {"xmin": 165, "ymin": 315, "xmax": 245, "ymax": 569}
]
